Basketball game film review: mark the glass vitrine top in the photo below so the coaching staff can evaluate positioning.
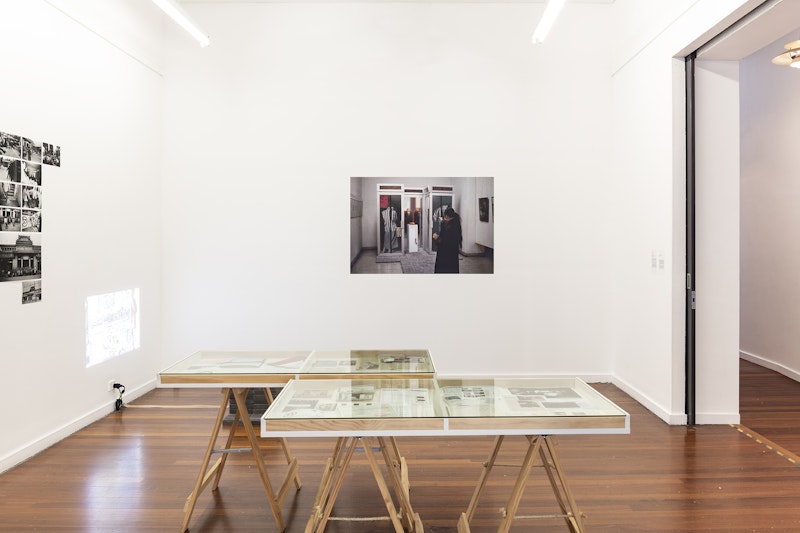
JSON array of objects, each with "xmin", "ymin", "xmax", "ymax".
[
  {"xmin": 158, "ymin": 350, "xmax": 312, "ymax": 385},
  {"xmin": 261, "ymin": 377, "xmax": 629, "ymax": 437},
  {"xmin": 158, "ymin": 349, "xmax": 434, "ymax": 386},
  {"xmin": 436, "ymin": 378, "xmax": 625, "ymax": 419},
  {"xmin": 265, "ymin": 379, "xmax": 444, "ymax": 420},
  {"xmin": 304, "ymin": 350, "xmax": 435, "ymax": 377}
]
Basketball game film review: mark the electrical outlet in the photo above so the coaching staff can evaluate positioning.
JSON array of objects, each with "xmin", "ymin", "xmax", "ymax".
[{"xmin": 107, "ymin": 379, "xmax": 116, "ymax": 392}]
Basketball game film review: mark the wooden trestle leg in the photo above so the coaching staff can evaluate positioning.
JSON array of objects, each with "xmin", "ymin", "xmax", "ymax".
[
  {"xmin": 305, "ymin": 436, "xmax": 423, "ymax": 533},
  {"xmin": 458, "ymin": 435, "xmax": 586, "ymax": 533},
  {"xmin": 180, "ymin": 388, "xmax": 232, "ymax": 533},
  {"xmin": 266, "ymin": 387, "xmax": 303, "ymax": 491},
  {"xmin": 180, "ymin": 387, "xmax": 301, "ymax": 533}
]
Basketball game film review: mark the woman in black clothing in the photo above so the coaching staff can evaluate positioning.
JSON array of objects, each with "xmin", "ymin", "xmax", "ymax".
[{"xmin": 433, "ymin": 207, "xmax": 462, "ymax": 273}]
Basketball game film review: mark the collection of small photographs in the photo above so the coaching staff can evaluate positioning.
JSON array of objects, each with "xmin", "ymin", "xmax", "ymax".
[
  {"xmin": 270, "ymin": 381, "xmax": 597, "ymax": 420},
  {"xmin": 0, "ymin": 129, "xmax": 61, "ymax": 304},
  {"xmin": 440, "ymin": 386, "xmax": 587, "ymax": 416},
  {"xmin": 277, "ymin": 383, "xmax": 437, "ymax": 419},
  {"xmin": 185, "ymin": 357, "xmax": 307, "ymax": 373},
  {"xmin": 172, "ymin": 351, "xmax": 434, "ymax": 375},
  {"xmin": 308, "ymin": 352, "xmax": 432, "ymax": 373}
]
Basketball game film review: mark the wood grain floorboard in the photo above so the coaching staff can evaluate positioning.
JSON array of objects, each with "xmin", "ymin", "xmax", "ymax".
[
  {"xmin": 1, "ymin": 363, "xmax": 799, "ymax": 532},
  {"xmin": 739, "ymin": 358, "xmax": 800, "ymax": 454}
]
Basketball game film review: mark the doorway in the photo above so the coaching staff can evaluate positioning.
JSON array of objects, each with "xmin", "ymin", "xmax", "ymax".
[{"xmin": 688, "ymin": 0, "xmax": 800, "ymax": 425}]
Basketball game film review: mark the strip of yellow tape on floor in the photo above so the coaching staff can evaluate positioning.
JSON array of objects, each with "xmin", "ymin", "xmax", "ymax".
[{"xmin": 732, "ymin": 424, "xmax": 800, "ymax": 467}]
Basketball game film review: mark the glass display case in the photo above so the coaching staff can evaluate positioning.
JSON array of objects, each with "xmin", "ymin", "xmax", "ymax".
[
  {"xmin": 428, "ymin": 188, "xmax": 454, "ymax": 253},
  {"xmin": 303, "ymin": 349, "xmax": 435, "ymax": 378},
  {"xmin": 262, "ymin": 377, "xmax": 629, "ymax": 437},
  {"xmin": 264, "ymin": 378, "xmax": 444, "ymax": 428},
  {"xmin": 402, "ymin": 190, "xmax": 423, "ymax": 253},
  {"xmin": 158, "ymin": 347, "xmax": 436, "ymax": 533},
  {"xmin": 261, "ymin": 376, "xmax": 629, "ymax": 533},
  {"xmin": 159, "ymin": 350, "xmax": 312, "ymax": 386},
  {"xmin": 436, "ymin": 377, "xmax": 629, "ymax": 432},
  {"xmin": 377, "ymin": 187, "xmax": 403, "ymax": 256},
  {"xmin": 158, "ymin": 349, "xmax": 435, "ymax": 386}
]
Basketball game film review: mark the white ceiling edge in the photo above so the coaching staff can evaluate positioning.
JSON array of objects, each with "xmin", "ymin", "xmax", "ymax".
[
  {"xmin": 697, "ymin": 0, "xmax": 800, "ymax": 61},
  {"xmin": 44, "ymin": 0, "xmax": 164, "ymax": 74},
  {"xmin": 179, "ymin": 0, "xmax": 614, "ymax": 4}
]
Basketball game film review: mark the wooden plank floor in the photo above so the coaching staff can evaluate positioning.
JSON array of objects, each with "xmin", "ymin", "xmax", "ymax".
[
  {"xmin": 1, "ymin": 361, "xmax": 799, "ymax": 532},
  {"xmin": 739, "ymin": 358, "xmax": 800, "ymax": 454}
]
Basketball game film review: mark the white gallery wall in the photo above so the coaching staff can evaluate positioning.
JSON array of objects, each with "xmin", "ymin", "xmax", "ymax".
[
  {"xmin": 608, "ymin": 0, "xmax": 760, "ymax": 423},
  {"xmin": 161, "ymin": 0, "xmax": 760, "ymax": 423},
  {"xmin": 159, "ymin": 2, "xmax": 618, "ymax": 378},
  {"xmin": 0, "ymin": 1, "xmax": 164, "ymax": 472},
  {"xmin": 740, "ymin": 31, "xmax": 800, "ymax": 380},
  {"xmin": 607, "ymin": 9, "xmax": 687, "ymax": 422}
]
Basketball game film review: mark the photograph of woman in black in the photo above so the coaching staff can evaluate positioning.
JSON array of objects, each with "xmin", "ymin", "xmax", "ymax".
[{"xmin": 432, "ymin": 207, "xmax": 462, "ymax": 273}]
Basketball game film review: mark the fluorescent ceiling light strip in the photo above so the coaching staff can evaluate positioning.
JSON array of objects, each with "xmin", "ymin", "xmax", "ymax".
[
  {"xmin": 532, "ymin": 0, "xmax": 567, "ymax": 44},
  {"xmin": 152, "ymin": 0, "xmax": 210, "ymax": 47}
]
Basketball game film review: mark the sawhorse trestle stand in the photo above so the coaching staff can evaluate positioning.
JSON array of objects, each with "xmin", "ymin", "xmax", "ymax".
[
  {"xmin": 306, "ymin": 436, "xmax": 424, "ymax": 533},
  {"xmin": 458, "ymin": 435, "xmax": 586, "ymax": 533},
  {"xmin": 180, "ymin": 387, "xmax": 302, "ymax": 532}
]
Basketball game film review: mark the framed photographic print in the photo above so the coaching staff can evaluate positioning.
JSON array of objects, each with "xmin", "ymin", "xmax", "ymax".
[{"xmin": 479, "ymin": 197, "xmax": 489, "ymax": 222}]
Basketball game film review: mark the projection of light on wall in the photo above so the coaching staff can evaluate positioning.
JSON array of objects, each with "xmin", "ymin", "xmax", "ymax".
[{"xmin": 85, "ymin": 288, "xmax": 140, "ymax": 368}]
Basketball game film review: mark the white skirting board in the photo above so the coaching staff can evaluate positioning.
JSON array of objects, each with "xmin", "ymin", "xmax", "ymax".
[
  {"xmin": 0, "ymin": 378, "xmax": 157, "ymax": 475},
  {"xmin": 740, "ymin": 351, "xmax": 800, "ymax": 383}
]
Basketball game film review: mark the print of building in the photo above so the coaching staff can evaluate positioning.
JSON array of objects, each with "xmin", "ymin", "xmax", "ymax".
[{"xmin": 0, "ymin": 234, "xmax": 41, "ymax": 280}]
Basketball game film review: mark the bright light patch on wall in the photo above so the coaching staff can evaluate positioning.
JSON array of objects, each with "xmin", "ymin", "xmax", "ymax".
[{"xmin": 85, "ymin": 288, "xmax": 140, "ymax": 368}]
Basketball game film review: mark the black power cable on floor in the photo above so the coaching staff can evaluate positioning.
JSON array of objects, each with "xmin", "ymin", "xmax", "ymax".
[{"xmin": 113, "ymin": 383, "xmax": 126, "ymax": 411}]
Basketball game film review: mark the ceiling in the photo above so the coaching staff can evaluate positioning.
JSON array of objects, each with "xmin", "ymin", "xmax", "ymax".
[
  {"xmin": 180, "ymin": 0, "xmax": 614, "ymax": 3},
  {"xmin": 174, "ymin": 0, "xmax": 800, "ymax": 61},
  {"xmin": 697, "ymin": 0, "xmax": 800, "ymax": 61}
]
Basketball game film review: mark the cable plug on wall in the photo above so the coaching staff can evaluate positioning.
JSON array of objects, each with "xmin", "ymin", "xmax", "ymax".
[{"xmin": 113, "ymin": 383, "xmax": 126, "ymax": 411}]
